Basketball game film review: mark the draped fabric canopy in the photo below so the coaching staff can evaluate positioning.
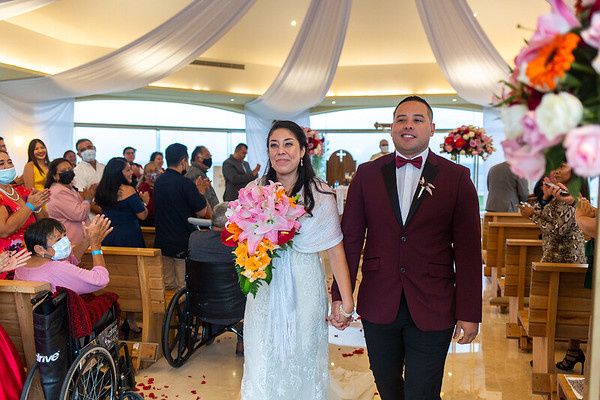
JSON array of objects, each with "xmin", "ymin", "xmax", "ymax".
[
  {"xmin": 0, "ymin": 0, "xmax": 54, "ymax": 20},
  {"xmin": 415, "ymin": 0, "xmax": 510, "ymax": 107},
  {"xmin": 0, "ymin": 0, "xmax": 256, "ymax": 103},
  {"xmin": 245, "ymin": 0, "xmax": 352, "ymax": 170}
]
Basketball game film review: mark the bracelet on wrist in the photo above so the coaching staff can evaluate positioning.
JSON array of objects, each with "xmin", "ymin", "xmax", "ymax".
[
  {"xmin": 25, "ymin": 202, "xmax": 36, "ymax": 212},
  {"xmin": 338, "ymin": 303, "xmax": 354, "ymax": 318},
  {"xmin": 91, "ymin": 249, "xmax": 103, "ymax": 256}
]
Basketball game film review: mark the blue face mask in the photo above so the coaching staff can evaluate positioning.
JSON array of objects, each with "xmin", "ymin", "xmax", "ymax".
[
  {"xmin": 0, "ymin": 167, "xmax": 16, "ymax": 184},
  {"xmin": 50, "ymin": 236, "xmax": 72, "ymax": 261}
]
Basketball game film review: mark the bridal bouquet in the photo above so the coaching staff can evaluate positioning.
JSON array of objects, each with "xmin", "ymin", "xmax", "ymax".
[
  {"xmin": 221, "ymin": 182, "xmax": 306, "ymax": 296},
  {"xmin": 496, "ymin": 0, "xmax": 600, "ymax": 194},
  {"xmin": 440, "ymin": 125, "xmax": 495, "ymax": 161},
  {"xmin": 303, "ymin": 127, "xmax": 325, "ymax": 157}
]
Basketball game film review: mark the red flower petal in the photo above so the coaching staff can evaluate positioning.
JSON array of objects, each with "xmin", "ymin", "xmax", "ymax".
[
  {"xmin": 201, "ymin": 380, "xmax": 207, "ymax": 384},
  {"xmin": 220, "ymin": 228, "xmax": 237, "ymax": 247}
]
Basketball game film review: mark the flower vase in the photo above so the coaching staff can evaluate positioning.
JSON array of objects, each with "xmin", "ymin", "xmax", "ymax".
[{"xmin": 311, "ymin": 155, "xmax": 325, "ymax": 180}]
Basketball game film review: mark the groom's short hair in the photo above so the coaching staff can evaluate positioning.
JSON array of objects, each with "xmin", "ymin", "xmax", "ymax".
[{"xmin": 394, "ymin": 96, "xmax": 433, "ymax": 120}]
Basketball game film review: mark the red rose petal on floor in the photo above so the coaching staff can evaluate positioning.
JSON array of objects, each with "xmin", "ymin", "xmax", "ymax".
[
  {"xmin": 353, "ymin": 348, "xmax": 365, "ymax": 355},
  {"xmin": 164, "ymin": 385, "xmax": 169, "ymax": 388},
  {"xmin": 191, "ymin": 390, "xmax": 197, "ymax": 394},
  {"xmin": 201, "ymin": 380, "xmax": 206, "ymax": 384},
  {"xmin": 148, "ymin": 378, "xmax": 155, "ymax": 384},
  {"xmin": 143, "ymin": 385, "xmax": 152, "ymax": 390},
  {"xmin": 137, "ymin": 383, "xmax": 144, "ymax": 387},
  {"xmin": 202, "ymin": 375, "xmax": 206, "ymax": 379},
  {"xmin": 148, "ymin": 393, "xmax": 157, "ymax": 399}
]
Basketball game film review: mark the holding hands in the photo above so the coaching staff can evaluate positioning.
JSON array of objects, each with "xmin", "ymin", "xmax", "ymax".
[
  {"xmin": 0, "ymin": 248, "xmax": 32, "ymax": 273},
  {"xmin": 329, "ymin": 300, "xmax": 354, "ymax": 331}
]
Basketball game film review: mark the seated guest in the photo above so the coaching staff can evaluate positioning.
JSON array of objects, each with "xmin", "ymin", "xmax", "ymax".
[
  {"xmin": 137, "ymin": 162, "xmax": 160, "ymax": 226},
  {"xmin": 45, "ymin": 158, "xmax": 95, "ymax": 246},
  {"xmin": 63, "ymin": 150, "xmax": 77, "ymax": 167},
  {"xmin": 150, "ymin": 151, "xmax": 165, "ymax": 173},
  {"xmin": 15, "ymin": 215, "xmax": 112, "ymax": 294},
  {"xmin": 22, "ymin": 139, "xmax": 50, "ymax": 191},
  {"xmin": 95, "ymin": 157, "xmax": 149, "ymax": 248},
  {"xmin": 188, "ymin": 202, "xmax": 244, "ymax": 356},
  {"xmin": 519, "ymin": 174, "xmax": 586, "ymax": 263},
  {"xmin": 0, "ymin": 150, "xmax": 49, "ymax": 279},
  {"xmin": 186, "ymin": 146, "xmax": 219, "ymax": 208},
  {"xmin": 154, "ymin": 143, "xmax": 211, "ymax": 289}
]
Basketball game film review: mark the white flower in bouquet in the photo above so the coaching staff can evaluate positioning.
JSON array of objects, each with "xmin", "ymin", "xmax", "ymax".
[
  {"xmin": 535, "ymin": 92, "xmax": 583, "ymax": 139},
  {"xmin": 500, "ymin": 104, "xmax": 528, "ymax": 139}
]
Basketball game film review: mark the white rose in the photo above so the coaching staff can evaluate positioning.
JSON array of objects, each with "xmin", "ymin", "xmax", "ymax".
[
  {"xmin": 500, "ymin": 104, "xmax": 527, "ymax": 139},
  {"xmin": 535, "ymin": 92, "xmax": 583, "ymax": 139},
  {"xmin": 463, "ymin": 134, "xmax": 469, "ymax": 140}
]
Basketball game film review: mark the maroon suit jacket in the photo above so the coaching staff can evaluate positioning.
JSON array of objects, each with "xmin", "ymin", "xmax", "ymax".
[{"xmin": 332, "ymin": 151, "xmax": 482, "ymax": 331}]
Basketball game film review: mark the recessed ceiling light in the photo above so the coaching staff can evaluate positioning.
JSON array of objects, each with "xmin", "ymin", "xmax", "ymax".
[
  {"xmin": 230, "ymin": 98, "xmax": 235, "ymax": 102},
  {"xmin": 473, "ymin": 13, "xmax": 477, "ymax": 17},
  {"xmin": 290, "ymin": 20, "xmax": 297, "ymax": 27},
  {"xmin": 331, "ymin": 100, "xmax": 336, "ymax": 104},
  {"xmin": 452, "ymin": 98, "xmax": 457, "ymax": 102}
]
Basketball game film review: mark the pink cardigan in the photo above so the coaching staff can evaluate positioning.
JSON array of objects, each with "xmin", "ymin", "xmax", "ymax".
[
  {"xmin": 14, "ymin": 254, "xmax": 109, "ymax": 294},
  {"xmin": 47, "ymin": 183, "xmax": 90, "ymax": 246}
]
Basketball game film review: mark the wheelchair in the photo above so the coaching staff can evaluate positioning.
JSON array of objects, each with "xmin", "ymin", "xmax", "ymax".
[
  {"xmin": 20, "ymin": 290, "xmax": 141, "ymax": 400},
  {"xmin": 161, "ymin": 258, "xmax": 246, "ymax": 368}
]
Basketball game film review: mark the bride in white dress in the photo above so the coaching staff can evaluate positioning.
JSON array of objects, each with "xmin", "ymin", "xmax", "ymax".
[{"xmin": 241, "ymin": 120, "xmax": 355, "ymax": 400}]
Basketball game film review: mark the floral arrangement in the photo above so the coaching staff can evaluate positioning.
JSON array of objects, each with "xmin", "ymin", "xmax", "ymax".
[
  {"xmin": 221, "ymin": 182, "xmax": 306, "ymax": 296},
  {"xmin": 496, "ymin": 0, "xmax": 600, "ymax": 194},
  {"xmin": 303, "ymin": 127, "xmax": 325, "ymax": 157},
  {"xmin": 440, "ymin": 125, "xmax": 495, "ymax": 160}
]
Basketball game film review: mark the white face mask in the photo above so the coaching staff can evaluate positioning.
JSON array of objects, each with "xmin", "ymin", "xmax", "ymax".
[
  {"xmin": 81, "ymin": 149, "xmax": 96, "ymax": 163},
  {"xmin": 380, "ymin": 145, "xmax": 389, "ymax": 153},
  {"xmin": 50, "ymin": 236, "xmax": 72, "ymax": 261}
]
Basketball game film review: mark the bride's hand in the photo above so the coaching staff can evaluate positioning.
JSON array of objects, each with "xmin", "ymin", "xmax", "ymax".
[{"xmin": 329, "ymin": 300, "xmax": 353, "ymax": 331}]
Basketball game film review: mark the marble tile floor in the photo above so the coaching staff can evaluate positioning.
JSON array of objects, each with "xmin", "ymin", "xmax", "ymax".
[{"xmin": 136, "ymin": 277, "xmax": 575, "ymax": 399}]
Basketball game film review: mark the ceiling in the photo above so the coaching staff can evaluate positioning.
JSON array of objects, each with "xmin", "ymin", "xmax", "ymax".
[{"xmin": 0, "ymin": 0, "xmax": 550, "ymax": 109}]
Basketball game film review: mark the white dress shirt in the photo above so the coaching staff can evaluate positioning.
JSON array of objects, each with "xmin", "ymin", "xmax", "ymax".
[
  {"xmin": 73, "ymin": 161, "xmax": 105, "ymax": 191},
  {"xmin": 395, "ymin": 148, "xmax": 429, "ymax": 224}
]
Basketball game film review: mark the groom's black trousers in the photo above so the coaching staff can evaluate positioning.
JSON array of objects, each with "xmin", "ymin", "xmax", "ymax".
[{"xmin": 362, "ymin": 296, "xmax": 454, "ymax": 400}]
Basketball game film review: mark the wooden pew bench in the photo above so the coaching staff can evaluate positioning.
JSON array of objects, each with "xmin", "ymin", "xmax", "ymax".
[
  {"xmin": 141, "ymin": 226, "xmax": 156, "ymax": 249},
  {"xmin": 0, "ymin": 280, "xmax": 51, "ymax": 369},
  {"xmin": 486, "ymin": 222, "xmax": 540, "ymax": 303},
  {"xmin": 504, "ymin": 239, "xmax": 543, "ymax": 339},
  {"xmin": 518, "ymin": 262, "xmax": 591, "ymax": 398},
  {"xmin": 81, "ymin": 246, "xmax": 167, "ymax": 349},
  {"xmin": 482, "ymin": 212, "xmax": 528, "ymax": 275}
]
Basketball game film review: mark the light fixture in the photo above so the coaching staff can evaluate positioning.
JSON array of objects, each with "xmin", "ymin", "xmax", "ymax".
[
  {"xmin": 331, "ymin": 100, "xmax": 336, "ymax": 104},
  {"xmin": 473, "ymin": 12, "xmax": 477, "ymax": 17},
  {"xmin": 452, "ymin": 98, "xmax": 457, "ymax": 102},
  {"xmin": 230, "ymin": 98, "xmax": 235, "ymax": 102},
  {"xmin": 290, "ymin": 20, "xmax": 297, "ymax": 27}
]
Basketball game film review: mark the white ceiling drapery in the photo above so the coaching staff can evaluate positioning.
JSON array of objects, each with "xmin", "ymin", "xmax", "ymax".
[
  {"xmin": 415, "ymin": 0, "xmax": 510, "ymax": 106},
  {"xmin": 245, "ymin": 0, "xmax": 352, "ymax": 170},
  {"xmin": 0, "ymin": 0, "xmax": 256, "ymax": 169},
  {"xmin": 0, "ymin": 0, "xmax": 54, "ymax": 20}
]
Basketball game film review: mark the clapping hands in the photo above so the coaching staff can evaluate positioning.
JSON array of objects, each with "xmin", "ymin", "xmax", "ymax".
[
  {"xmin": 328, "ymin": 300, "xmax": 354, "ymax": 331},
  {"xmin": 0, "ymin": 248, "xmax": 32, "ymax": 273},
  {"xmin": 84, "ymin": 214, "xmax": 113, "ymax": 247}
]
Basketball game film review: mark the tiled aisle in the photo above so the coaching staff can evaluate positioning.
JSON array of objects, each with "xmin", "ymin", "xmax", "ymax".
[{"xmin": 136, "ymin": 275, "xmax": 563, "ymax": 399}]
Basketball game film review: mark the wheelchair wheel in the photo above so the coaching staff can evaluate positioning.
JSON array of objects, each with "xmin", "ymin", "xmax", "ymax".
[
  {"xmin": 117, "ymin": 342, "xmax": 136, "ymax": 392},
  {"xmin": 162, "ymin": 287, "xmax": 209, "ymax": 367},
  {"xmin": 60, "ymin": 345, "xmax": 117, "ymax": 400},
  {"xmin": 19, "ymin": 362, "xmax": 44, "ymax": 400}
]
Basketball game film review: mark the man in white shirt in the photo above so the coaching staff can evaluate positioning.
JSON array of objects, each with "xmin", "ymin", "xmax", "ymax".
[
  {"xmin": 370, "ymin": 139, "xmax": 390, "ymax": 161},
  {"xmin": 73, "ymin": 138, "xmax": 105, "ymax": 192}
]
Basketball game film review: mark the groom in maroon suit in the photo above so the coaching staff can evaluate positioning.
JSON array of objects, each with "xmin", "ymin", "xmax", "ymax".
[{"xmin": 331, "ymin": 96, "xmax": 482, "ymax": 399}]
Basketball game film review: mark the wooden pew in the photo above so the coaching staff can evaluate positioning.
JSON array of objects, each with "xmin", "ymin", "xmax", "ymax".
[
  {"xmin": 0, "ymin": 280, "xmax": 51, "ymax": 369},
  {"xmin": 141, "ymin": 226, "xmax": 156, "ymax": 249},
  {"xmin": 482, "ymin": 212, "xmax": 528, "ymax": 276},
  {"xmin": 504, "ymin": 239, "xmax": 543, "ymax": 339},
  {"xmin": 81, "ymin": 246, "xmax": 165, "ymax": 347},
  {"xmin": 487, "ymin": 222, "xmax": 540, "ymax": 300},
  {"xmin": 519, "ymin": 262, "xmax": 591, "ymax": 397}
]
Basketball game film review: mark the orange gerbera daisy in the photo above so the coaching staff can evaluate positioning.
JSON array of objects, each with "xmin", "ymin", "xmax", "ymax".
[{"xmin": 526, "ymin": 32, "xmax": 580, "ymax": 91}]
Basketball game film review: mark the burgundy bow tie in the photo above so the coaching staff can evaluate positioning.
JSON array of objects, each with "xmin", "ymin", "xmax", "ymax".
[{"xmin": 396, "ymin": 155, "xmax": 423, "ymax": 169}]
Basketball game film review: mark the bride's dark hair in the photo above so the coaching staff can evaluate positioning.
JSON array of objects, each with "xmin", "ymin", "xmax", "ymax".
[{"xmin": 264, "ymin": 120, "xmax": 332, "ymax": 215}]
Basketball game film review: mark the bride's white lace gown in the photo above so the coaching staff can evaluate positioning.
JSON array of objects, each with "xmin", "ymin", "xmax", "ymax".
[{"xmin": 241, "ymin": 180, "xmax": 342, "ymax": 400}]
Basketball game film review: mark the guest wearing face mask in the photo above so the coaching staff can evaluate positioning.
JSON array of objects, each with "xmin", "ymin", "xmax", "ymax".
[
  {"xmin": 45, "ymin": 158, "xmax": 95, "ymax": 246},
  {"xmin": 0, "ymin": 150, "xmax": 49, "ymax": 280},
  {"xmin": 95, "ymin": 157, "xmax": 149, "ymax": 248},
  {"xmin": 15, "ymin": 215, "xmax": 112, "ymax": 294},
  {"xmin": 138, "ymin": 162, "xmax": 160, "ymax": 226},
  {"xmin": 73, "ymin": 138, "xmax": 105, "ymax": 192},
  {"xmin": 185, "ymin": 145, "xmax": 219, "ymax": 208},
  {"xmin": 370, "ymin": 139, "xmax": 391, "ymax": 161}
]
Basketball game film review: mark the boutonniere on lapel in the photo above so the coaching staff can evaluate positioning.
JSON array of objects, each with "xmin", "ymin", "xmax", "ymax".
[{"xmin": 417, "ymin": 177, "xmax": 435, "ymax": 199}]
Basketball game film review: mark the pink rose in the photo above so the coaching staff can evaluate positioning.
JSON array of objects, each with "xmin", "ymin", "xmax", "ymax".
[
  {"xmin": 582, "ymin": 12, "xmax": 600, "ymax": 48},
  {"xmin": 565, "ymin": 125, "xmax": 600, "ymax": 177},
  {"xmin": 521, "ymin": 111, "xmax": 564, "ymax": 152},
  {"xmin": 501, "ymin": 139, "xmax": 546, "ymax": 180}
]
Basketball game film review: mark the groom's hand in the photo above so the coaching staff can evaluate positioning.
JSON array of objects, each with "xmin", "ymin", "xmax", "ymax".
[
  {"xmin": 453, "ymin": 320, "xmax": 479, "ymax": 344},
  {"xmin": 329, "ymin": 301, "xmax": 352, "ymax": 330}
]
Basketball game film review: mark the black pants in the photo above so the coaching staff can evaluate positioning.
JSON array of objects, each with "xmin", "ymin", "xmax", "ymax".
[{"xmin": 362, "ymin": 296, "xmax": 454, "ymax": 400}]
